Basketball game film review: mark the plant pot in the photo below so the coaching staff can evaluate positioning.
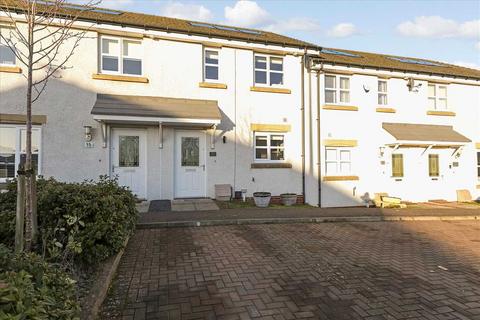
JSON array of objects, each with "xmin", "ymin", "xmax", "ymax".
[
  {"xmin": 280, "ymin": 193, "xmax": 297, "ymax": 206},
  {"xmin": 253, "ymin": 192, "xmax": 271, "ymax": 208}
]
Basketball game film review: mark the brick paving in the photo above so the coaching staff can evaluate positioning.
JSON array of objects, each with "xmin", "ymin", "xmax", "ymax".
[{"xmin": 100, "ymin": 221, "xmax": 480, "ymax": 319}]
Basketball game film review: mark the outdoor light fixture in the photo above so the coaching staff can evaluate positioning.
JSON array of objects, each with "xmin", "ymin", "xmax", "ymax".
[
  {"xmin": 84, "ymin": 125, "xmax": 92, "ymax": 142},
  {"xmin": 379, "ymin": 146, "xmax": 385, "ymax": 157}
]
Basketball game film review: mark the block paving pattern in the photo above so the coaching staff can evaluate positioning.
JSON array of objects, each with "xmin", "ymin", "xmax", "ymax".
[{"xmin": 100, "ymin": 221, "xmax": 480, "ymax": 319}]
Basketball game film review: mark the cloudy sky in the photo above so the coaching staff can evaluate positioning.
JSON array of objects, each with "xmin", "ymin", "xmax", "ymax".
[{"xmin": 94, "ymin": 0, "xmax": 480, "ymax": 69}]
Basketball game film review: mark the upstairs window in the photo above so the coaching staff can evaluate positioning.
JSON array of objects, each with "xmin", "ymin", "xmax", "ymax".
[
  {"xmin": 101, "ymin": 36, "xmax": 142, "ymax": 76},
  {"xmin": 378, "ymin": 80, "xmax": 388, "ymax": 105},
  {"xmin": 428, "ymin": 84, "xmax": 448, "ymax": 110},
  {"xmin": 254, "ymin": 55, "xmax": 283, "ymax": 86},
  {"xmin": 204, "ymin": 49, "xmax": 219, "ymax": 81},
  {"xmin": 325, "ymin": 75, "xmax": 350, "ymax": 104},
  {"xmin": 0, "ymin": 28, "xmax": 16, "ymax": 65},
  {"xmin": 254, "ymin": 132, "xmax": 285, "ymax": 162},
  {"xmin": 325, "ymin": 148, "xmax": 352, "ymax": 175}
]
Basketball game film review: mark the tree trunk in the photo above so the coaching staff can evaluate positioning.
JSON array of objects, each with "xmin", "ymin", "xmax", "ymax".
[
  {"xmin": 24, "ymin": 12, "xmax": 34, "ymax": 251},
  {"xmin": 15, "ymin": 167, "xmax": 26, "ymax": 254}
]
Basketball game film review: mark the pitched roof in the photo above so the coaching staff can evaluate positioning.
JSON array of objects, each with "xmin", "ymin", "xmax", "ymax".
[
  {"xmin": 317, "ymin": 47, "xmax": 480, "ymax": 80},
  {"xmin": 2, "ymin": 1, "xmax": 479, "ymax": 80},
  {"xmin": 91, "ymin": 94, "xmax": 222, "ymax": 120},
  {"xmin": 382, "ymin": 123, "xmax": 471, "ymax": 143},
  {"xmin": 0, "ymin": 0, "xmax": 315, "ymax": 49}
]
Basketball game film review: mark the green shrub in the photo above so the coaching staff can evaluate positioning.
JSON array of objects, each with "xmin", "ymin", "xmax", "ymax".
[
  {"xmin": 0, "ymin": 183, "xmax": 16, "ymax": 248},
  {"xmin": 0, "ymin": 176, "xmax": 138, "ymax": 265},
  {"xmin": 0, "ymin": 244, "xmax": 80, "ymax": 319}
]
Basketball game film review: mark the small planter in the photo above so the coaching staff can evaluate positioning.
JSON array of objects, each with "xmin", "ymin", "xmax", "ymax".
[
  {"xmin": 280, "ymin": 193, "xmax": 297, "ymax": 206},
  {"xmin": 253, "ymin": 192, "xmax": 271, "ymax": 208}
]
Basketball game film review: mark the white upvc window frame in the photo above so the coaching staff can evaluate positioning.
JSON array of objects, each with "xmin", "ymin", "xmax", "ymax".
[
  {"xmin": 477, "ymin": 151, "xmax": 480, "ymax": 180},
  {"xmin": 203, "ymin": 47, "xmax": 219, "ymax": 82},
  {"xmin": 325, "ymin": 147, "xmax": 352, "ymax": 176},
  {"xmin": 324, "ymin": 74, "xmax": 351, "ymax": 105},
  {"xmin": 428, "ymin": 83, "xmax": 448, "ymax": 111},
  {"xmin": 100, "ymin": 35, "xmax": 143, "ymax": 76},
  {"xmin": 0, "ymin": 28, "xmax": 16, "ymax": 66},
  {"xmin": 253, "ymin": 132, "xmax": 286, "ymax": 163},
  {"xmin": 0, "ymin": 125, "xmax": 42, "ymax": 183},
  {"xmin": 378, "ymin": 79, "xmax": 388, "ymax": 106},
  {"xmin": 253, "ymin": 54, "xmax": 284, "ymax": 87}
]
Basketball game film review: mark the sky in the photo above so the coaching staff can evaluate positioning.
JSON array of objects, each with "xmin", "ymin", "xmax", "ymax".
[{"xmin": 91, "ymin": 0, "xmax": 480, "ymax": 69}]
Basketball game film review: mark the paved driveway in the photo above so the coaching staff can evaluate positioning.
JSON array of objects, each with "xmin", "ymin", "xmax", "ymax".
[{"xmin": 100, "ymin": 221, "xmax": 480, "ymax": 319}]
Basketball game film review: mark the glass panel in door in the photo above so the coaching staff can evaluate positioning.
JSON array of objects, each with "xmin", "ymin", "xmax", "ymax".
[
  {"xmin": 181, "ymin": 137, "xmax": 199, "ymax": 166},
  {"xmin": 119, "ymin": 136, "xmax": 139, "ymax": 167}
]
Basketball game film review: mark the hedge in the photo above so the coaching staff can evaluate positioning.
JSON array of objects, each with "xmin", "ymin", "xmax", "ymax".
[{"xmin": 0, "ymin": 176, "xmax": 138, "ymax": 265}]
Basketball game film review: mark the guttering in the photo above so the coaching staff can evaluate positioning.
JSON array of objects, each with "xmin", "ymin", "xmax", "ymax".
[
  {"xmin": 306, "ymin": 56, "xmax": 324, "ymax": 207},
  {"xmin": 318, "ymin": 61, "xmax": 480, "ymax": 82},
  {"xmin": 0, "ymin": 6, "xmax": 320, "ymax": 51},
  {"xmin": 316, "ymin": 63, "xmax": 323, "ymax": 207}
]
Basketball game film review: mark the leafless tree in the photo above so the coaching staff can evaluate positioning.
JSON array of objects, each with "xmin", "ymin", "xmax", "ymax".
[{"xmin": 0, "ymin": 0, "xmax": 100, "ymax": 250}]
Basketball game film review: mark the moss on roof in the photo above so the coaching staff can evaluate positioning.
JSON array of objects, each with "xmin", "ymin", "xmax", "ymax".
[{"xmin": 318, "ymin": 47, "xmax": 480, "ymax": 80}]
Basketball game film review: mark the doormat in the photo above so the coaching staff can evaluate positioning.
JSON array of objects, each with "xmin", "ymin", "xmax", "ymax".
[{"xmin": 148, "ymin": 200, "xmax": 172, "ymax": 212}]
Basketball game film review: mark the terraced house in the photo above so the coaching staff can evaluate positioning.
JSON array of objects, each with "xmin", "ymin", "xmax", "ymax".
[{"xmin": 0, "ymin": 2, "xmax": 479, "ymax": 207}]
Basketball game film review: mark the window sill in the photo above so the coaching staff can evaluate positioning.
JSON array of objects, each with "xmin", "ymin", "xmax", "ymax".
[
  {"xmin": 426, "ymin": 110, "xmax": 455, "ymax": 117},
  {"xmin": 376, "ymin": 107, "xmax": 396, "ymax": 113},
  {"xmin": 324, "ymin": 139, "xmax": 357, "ymax": 147},
  {"xmin": 323, "ymin": 175, "xmax": 359, "ymax": 181},
  {"xmin": 250, "ymin": 86, "xmax": 291, "ymax": 94},
  {"xmin": 251, "ymin": 123, "xmax": 291, "ymax": 132},
  {"xmin": 0, "ymin": 66, "xmax": 22, "ymax": 73},
  {"xmin": 251, "ymin": 162, "xmax": 292, "ymax": 169},
  {"xmin": 323, "ymin": 104, "xmax": 358, "ymax": 111},
  {"xmin": 92, "ymin": 73, "xmax": 149, "ymax": 83},
  {"xmin": 199, "ymin": 82, "xmax": 227, "ymax": 89}
]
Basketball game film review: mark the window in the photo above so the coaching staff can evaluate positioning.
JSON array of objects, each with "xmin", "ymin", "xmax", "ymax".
[
  {"xmin": 254, "ymin": 55, "xmax": 283, "ymax": 86},
  {"xmin": 204, "ymin": 49, "xmax": 219, "ymax": 81},
  {"xmin": 325, "ymin": 148, "xmax": 352, "ymax": 175},
  {"xmin": 0, "ymin": 28, "xmax": 16, "ymax": 65},
  {"xmin": 0, "ymin": 126, "xmax": 41, "ymax": 181},
  {"xmin": 428, "ymin": 84, "xmax": 448, "ymax": 110},
  {"xmin": 119, "ymin": 136, "xmax": 139, "ymax": 167},
  {"xmin": 392, "ymin": 154, "xmax": 404, "ymax": 177},
  {"xmin": 254, "ymin": 133, "xmax": 285, "ymax": 162},
  {"xmin": 477, "ymin": 152, "xmax": 480, "ymax": 179},
  {"xmin": 325, "ymin": 75, "xmax": 350, "ymax": 104},
  {"xmin": 428, "ymin": 154, "xmax": 439, "ymax": 177},
  {"xmin": 181, "ymin": 137, "xmax": 200, "ymax": 167},
  {"xmin": 101, "ymin": 36, "xmax": 142, "ymax": 76},
  {"xmin": 378, "ymin": 80, "xmax": 388, "ymax": 105}
]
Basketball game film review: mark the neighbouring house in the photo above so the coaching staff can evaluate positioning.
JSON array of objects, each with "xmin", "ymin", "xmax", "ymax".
[{"xmin": 0, "ymin": 2, "xmax": 479, "ymax": 207}]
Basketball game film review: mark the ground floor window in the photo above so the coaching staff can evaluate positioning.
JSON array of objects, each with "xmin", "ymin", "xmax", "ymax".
[
  {"xmin": 254, "ymin": 132, "xmax": 285, "ymax": 162},
  {"xmin": 428, "ymin": 154, "xmax": 439, "ymax": 177},
  {"xmin": 325, "ymin": 147, "xmax": 352, "ymax": 175},
  {"xmin": 0, "ymin": 126, "xmax": 41, "ymax": 181},
  {"xmin": 477, "ymin": 152, "xmax": 480, "ymax": 178},
  {"xmin": 391, "ymin": 153, "xmax": 404, "ymax": 177}
]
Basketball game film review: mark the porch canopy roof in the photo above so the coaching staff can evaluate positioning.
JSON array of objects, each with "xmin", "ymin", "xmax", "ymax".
[
  {"xmin": 91, "ymin": 94, "xmax": 221, "ymax": 127},
  {"xmin": 382, "ymin": 122, "xmax": 471, "ymax": 148}
]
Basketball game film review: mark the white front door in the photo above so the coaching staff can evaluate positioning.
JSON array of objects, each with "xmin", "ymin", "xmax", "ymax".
[
  {"xmin": 175, "ymin": 130, "xmax": 206, "ymax": 198},
  {"xmin": 111, "ymin": 129, "xmax": 147, "ymax": 199}
]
